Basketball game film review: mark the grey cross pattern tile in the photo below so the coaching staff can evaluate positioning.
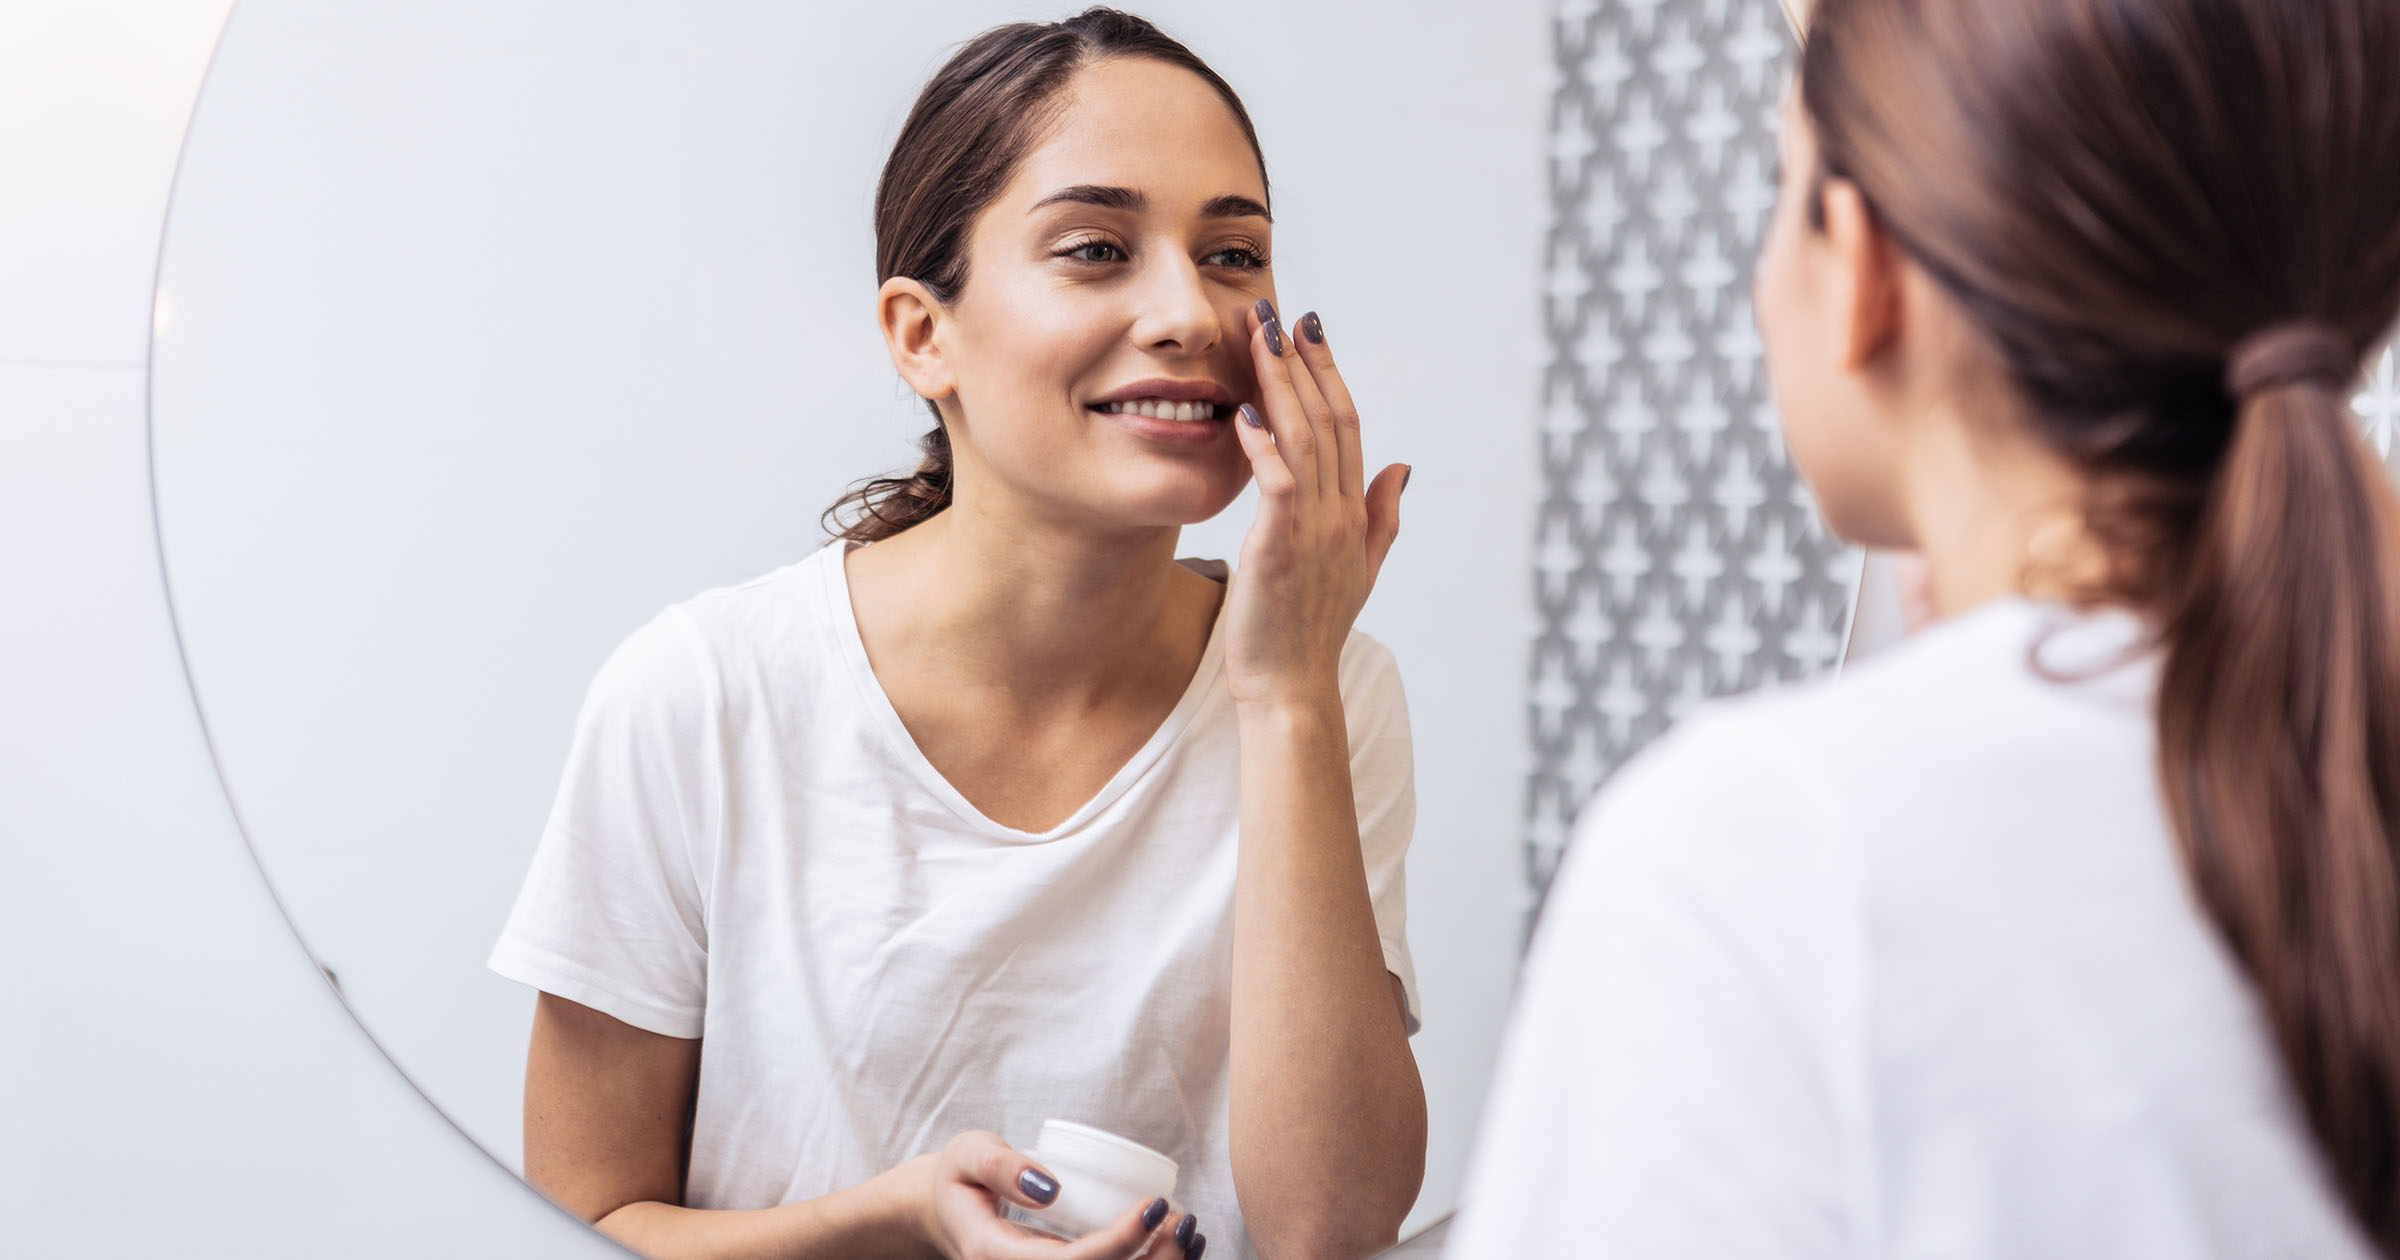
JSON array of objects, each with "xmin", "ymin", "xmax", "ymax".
[
  {"xmin": 1526, "ymin": 0, "xmax": 1854, "ymax": 922},
  {"xmin": 1526, "ymin": 0, "xmax": 2400, "ymax": 929}
]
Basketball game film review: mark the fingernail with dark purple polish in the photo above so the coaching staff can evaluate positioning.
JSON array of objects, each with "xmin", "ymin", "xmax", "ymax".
[
  {"xmin": 1252, "ymin": 298, "xmax": 1285, "ymax": 355},
  {"xmin": 1299, "ymin": 311, "xmax": 1324, "ymax": 344},
  {"xmin": 1188, "ymin": 1234, "xmax": 1207, "ymax": 1259},
  {"xmin": 1018, "ymin": 1168, "xmax": 1058, "ymax": 1205},
  {"xmin": 1239, "ymin": 403, "xmax": 1265, "ymax": 429},
  {"xmin": 1142, "ymin": 1198, "xmax": 1169, "ymax": 1231},
  {"xmin": 1403, "ymin": 465, "xmax": 1413, "ymax": 492},
  {"xmin": 1176, "ymin": 1214, "xmax": 1199, "ymax": 1248}
]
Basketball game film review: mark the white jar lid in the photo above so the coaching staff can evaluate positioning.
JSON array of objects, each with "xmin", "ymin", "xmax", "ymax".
[{"xmin": 1034, "ymin": 1120, "xmax": 1178, "ymax": 1191}]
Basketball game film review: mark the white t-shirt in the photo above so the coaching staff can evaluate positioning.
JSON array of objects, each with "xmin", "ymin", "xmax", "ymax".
[
  {"xmin": 489, "ymin": 542, "xmax": 1418, "ymax": 1260},
  {"xmin": 1450, "ymin": 598, "xmax": 2370, "ymax": 1260}
]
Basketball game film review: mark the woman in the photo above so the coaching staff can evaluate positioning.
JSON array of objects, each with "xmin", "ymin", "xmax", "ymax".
[
  {"xmin": 1454, "ymin": 0, "xmax": 2400, "ymax": 1255},
  {"xmin": 486, "ymin": 11, "xmax": 1426, "ymax": 1260}
]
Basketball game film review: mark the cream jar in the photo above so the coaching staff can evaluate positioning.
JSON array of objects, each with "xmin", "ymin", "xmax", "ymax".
[{"xmin": 1004, "ymin": 1119, "xmax": 1180, "ymax": 1241}]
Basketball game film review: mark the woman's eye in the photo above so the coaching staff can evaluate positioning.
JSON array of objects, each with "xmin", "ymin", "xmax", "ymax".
[
  {"xmin": 1062, "ymin": 241, "xmax": 1123, "ymax": 263},
  {"xmin": 1205, "ymin": 246, "xmax": 1267, "ymax": 270}
]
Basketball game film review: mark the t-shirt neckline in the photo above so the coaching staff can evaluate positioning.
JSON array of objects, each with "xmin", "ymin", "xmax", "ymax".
[{"xmin": 816, "ymin": 540, "xmax": 1230, "ymax": 843}]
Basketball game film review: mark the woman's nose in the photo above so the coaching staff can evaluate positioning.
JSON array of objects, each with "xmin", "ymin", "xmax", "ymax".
[{"xmin": 1128, "ymin": 258, "xmax": 1222, "ymax": 353}]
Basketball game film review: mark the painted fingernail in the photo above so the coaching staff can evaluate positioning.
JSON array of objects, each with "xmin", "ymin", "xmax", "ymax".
[
  {"xmin": 1403, "ymin": 465, "xmax": 1413, "ymax": 492},
  {"xmin": 1189, "ymin": 1234, "xmax": 1207, "ymax": 1259},
  {"xmin": 1253, "ymin": 298, "xmax": 1285, "ymax": 355},
  {"xmin": 1176, "ymin": 1214, "xmax": 1199, "ymax": 1248},
  {"xmin": 1299, "ymin": 311, "xmax": 1324, "ymax": 344},
  {"xmin": 1239, "ymin": 403, "xmax": 1265, "ymax": 429},
  {"xmin": 1142, "ymin": 1198, "xmax": 1169, "ymax": 1231},
  {"xmin": 1018, "ymin": 1168, "xmax": 1058, "ymax": 1205}
]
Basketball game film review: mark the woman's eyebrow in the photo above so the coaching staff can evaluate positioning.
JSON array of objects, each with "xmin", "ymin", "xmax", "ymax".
[
  {"xmin": 1028, "ymin": 185, "xmax": 1273, "ymax": 223},
  {"xmin": 1201, "ymin": 194, "xmax": 1271, "ymax": 223},
  {"xmin": 1031, "ymin": 184, "xmax": 1146, "ymax": 214}
]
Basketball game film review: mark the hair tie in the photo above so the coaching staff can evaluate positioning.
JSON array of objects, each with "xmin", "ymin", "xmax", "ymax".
[{"xmin": 2225, "ymin": 322, "xmax": 2358, "ymax": 398}]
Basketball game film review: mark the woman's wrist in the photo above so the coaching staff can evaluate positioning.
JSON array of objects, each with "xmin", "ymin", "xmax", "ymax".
[
  {"xmin": 866, "ymin": 1154, "xmax": 940, "ymax": 1256},
  {"xmin": 1230, "ymin": 677, "xmax": 1344, "ymax": 724}
]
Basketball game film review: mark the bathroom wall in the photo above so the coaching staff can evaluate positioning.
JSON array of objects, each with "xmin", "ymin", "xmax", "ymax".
[
  {"xmin": 0, "ymin": 3, "xmax": 626, "ymax": 1255},
  {"xmin": 1524, "ymin": 0, "xmax": 1855, "ymax": 913}
]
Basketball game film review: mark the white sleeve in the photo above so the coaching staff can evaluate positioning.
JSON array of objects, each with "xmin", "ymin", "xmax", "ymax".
[
  {"xmin": 1447, "ymin": 708, "xmax": 1870, "ymax": 1258},
  {"xmin": 1342, "ymin": 632, "xmax": 1421, "ymax": 1035},
  {"xmin": 486, "ymin": 609, "xmax": 721, "ymax": 1038}
]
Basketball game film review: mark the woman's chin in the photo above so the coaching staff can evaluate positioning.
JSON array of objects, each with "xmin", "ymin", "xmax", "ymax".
[{"xmin": 1097, "ymin": 468, "xmax": 1252, "ymax": 528}]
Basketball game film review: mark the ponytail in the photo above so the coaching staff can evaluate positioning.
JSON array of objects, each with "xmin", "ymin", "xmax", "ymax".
[
  {"xmin": 823, "ymin": 422, "xmax": 955, "ymax": 545},
  {"xmin": 2154, "ymin": 328, "xmax": 2400, "ymax": 1250}
]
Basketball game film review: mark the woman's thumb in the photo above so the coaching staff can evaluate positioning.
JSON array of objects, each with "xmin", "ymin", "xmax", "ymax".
[{"xmin": 1366, "ymin": 462, "xmax": 1410, "ymax": 571}]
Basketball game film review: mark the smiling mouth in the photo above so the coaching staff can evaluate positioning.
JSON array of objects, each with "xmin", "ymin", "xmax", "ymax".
[{"xmin": 1093, "ymin": 399, "xmax": 1234, "ymax": 422}]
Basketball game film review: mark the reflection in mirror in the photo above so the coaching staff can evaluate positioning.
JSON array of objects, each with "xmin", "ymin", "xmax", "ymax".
[
  {"xmin": 151, "ymin": 2, "xmax": 1549, "ymax": 1257},
  {"xmin": 501, "ymin": 21, "xmax": 1426, "ymax": 1259}
]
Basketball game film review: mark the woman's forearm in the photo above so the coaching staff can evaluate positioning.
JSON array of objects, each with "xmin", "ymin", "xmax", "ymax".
[
  {"xmin": 1229, "ymin": 692, "xmax": 1429, "ymax": 1260},
  {"xmin": 591, "ymin": 1157, "xmax": 932, "ymax": 1260}
]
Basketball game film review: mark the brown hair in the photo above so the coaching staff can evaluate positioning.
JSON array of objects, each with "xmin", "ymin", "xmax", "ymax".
[
  {"xmin": 1801, "ymin": 0, "xmax": 2400, "ymax": 1246},
  {"xmin": 822, "ymin": 8, "xmax": 1268, "ymax": 544}
]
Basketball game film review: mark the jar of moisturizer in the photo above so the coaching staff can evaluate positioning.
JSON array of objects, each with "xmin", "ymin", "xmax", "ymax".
[{"xmin": 1004, "ymin": 1120, "xmax": 1180, "ymax": 1241}]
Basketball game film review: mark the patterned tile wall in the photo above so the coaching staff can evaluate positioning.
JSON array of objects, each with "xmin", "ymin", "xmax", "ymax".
[
  {"xmin": 1521, "ymin": 0, "xmax": 2400, "ymax": 919},
  {"xmin": 1525, "ymin": 0, "xmax": 1854, "ymax": 916}
]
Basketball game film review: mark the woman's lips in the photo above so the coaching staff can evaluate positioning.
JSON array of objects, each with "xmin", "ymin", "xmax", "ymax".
[{"xmin": 1091, "ymin": 400, "xmax": 1233, "ymax": 445}]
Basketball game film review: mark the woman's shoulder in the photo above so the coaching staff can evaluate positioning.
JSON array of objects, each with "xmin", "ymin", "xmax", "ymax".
[
  {"xmin": 650, "ymin": 543, "xmax": 855, "ymax": 663},
  {"xmin": 1572, "ymin": 597, "xmax": 2159, "ymax": 897},
  {"xmin": 587, "ymin": 544, "xmax": 850, "ymax": 717},
  {"xmin": 1334, "ymin": 628, "xmax": 1408, "ymax": 733},
  {"xmin": 1338, "ymin": 625, "xmax": 1401, "ymax": 681},
  {"xmin": 1710, "ymin": 597, "xmax": 2152, "ymax": 787},
  {"xmin": 669, "ymin": 541, "xmax": 841, "ymax": 633}
]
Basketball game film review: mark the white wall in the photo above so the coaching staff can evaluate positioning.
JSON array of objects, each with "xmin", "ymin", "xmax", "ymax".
[
  {"xmin": 148, "ymin": 0, "xmax": 1546, "ymax": 1236},
  {"xmin": 0, "ymin": 4, "xmax": 631, "ymax": 1255}
]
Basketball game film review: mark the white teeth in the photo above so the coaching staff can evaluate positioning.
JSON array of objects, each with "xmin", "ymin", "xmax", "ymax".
[{"xmin": 1102, "ymin": 398, "xmax": 1216, "ymax": 421}]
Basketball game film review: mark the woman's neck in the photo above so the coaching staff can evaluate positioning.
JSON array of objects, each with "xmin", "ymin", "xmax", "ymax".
[
  {"xmin": 844, "ymin": 501, "xmax": 1222, "ymax": 711},
  {"xmin": 1898, "ymin": 399, "xmax": 2112, "ymax": 620}
]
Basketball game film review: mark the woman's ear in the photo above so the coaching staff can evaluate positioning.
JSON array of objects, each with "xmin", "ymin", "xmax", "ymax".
[
  {"xmin": 1818, "ymin": 178, "xmax": 1905, "ymax": 374},
  {"xmin": 878, "ymin": 277, "xmax": 954, "ymax": 403}
]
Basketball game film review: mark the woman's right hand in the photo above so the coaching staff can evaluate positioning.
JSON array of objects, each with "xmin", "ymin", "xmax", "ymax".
[{"xmin": 908, "ymin": 1131, "xmax": 1199, "ymax": 1260}]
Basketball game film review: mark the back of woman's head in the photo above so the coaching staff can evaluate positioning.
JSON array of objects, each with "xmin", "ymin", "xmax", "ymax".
[
  {"xmin": 824, "ymin": 8, "xmax": 1264, "ymax": 544},
  {"xmin": 1800, "ymin": 0, "xmax": 2400, "ymax": 1246}
]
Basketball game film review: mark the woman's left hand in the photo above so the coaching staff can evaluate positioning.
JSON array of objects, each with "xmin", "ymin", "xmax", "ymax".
[{"xmin": 1223, "ymin": 299, "xmax": 1409, "ymax": 711}]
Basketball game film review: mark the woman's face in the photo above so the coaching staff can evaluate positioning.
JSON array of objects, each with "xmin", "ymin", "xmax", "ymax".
[
  {"xmin": 925, "ymin": 57, "xmax": 1273, "ymax": 533},
  {"xmin": 1753, "ymin": 87, "xmax": 1910, "ymax": 548}
]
